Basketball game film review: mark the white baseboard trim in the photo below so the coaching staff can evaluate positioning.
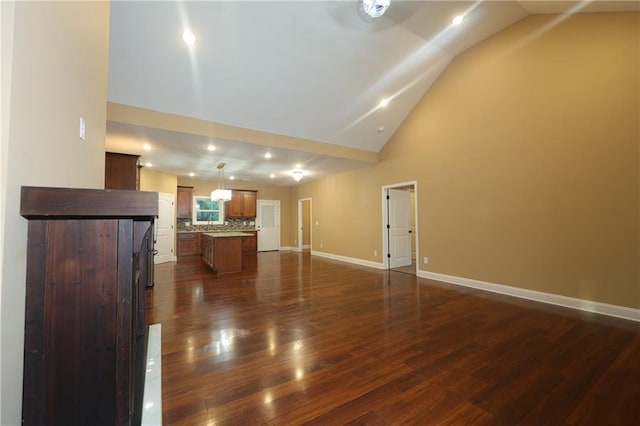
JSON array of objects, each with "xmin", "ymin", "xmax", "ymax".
[
  {"xmin": 302, "ymin": 244, "xmax": 311, "ymax": 249},
  {"xmin": 279, "ymin": 246, "xmax": 296, "ymax": 252},
  {"xmin": 418, "ymin": 270, "xmax": 640, "ymax": 323},
  {"xmin": 311, "ymin": 250, "xmax": 385, "ymax": 270}
]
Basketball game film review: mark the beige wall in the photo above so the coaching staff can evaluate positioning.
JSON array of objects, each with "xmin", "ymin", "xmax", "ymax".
[
  {"xmin": 140, "ymin": 167, "xmax": 177, "ymax": 195},
  {"xmin": 290, "ymin": 12, "xmax": 639, "ymax": 309},
  {"xmin": 177, "ymin": 177, "xmax": 292, "ymax": 245},
  {"xmin": 0, "ymin": 2, "xmax": 110, "ymax": 423}
]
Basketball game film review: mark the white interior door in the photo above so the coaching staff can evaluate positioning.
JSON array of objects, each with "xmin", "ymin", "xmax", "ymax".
[
  {"xmin": 257, "ymin": 200, "xmax": 280, "ymax": 251},
  {"xmin": 388, "ymin": 189, "xmax": 411, "ymax": 268},
  {"xmin": 155, "ymin": 192, "xmax": 174, "ymax": 264}
]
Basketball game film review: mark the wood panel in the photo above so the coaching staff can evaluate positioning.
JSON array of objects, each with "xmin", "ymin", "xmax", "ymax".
[
  {"xmin": 148, "ymin": 253, "xmax": 640, "ymax": 425},
  {"xmin": 201, "ymin": 235, "xmax": 243, "ymax": 273},
  {"xmin": 213, "ymin": 236, "xmax": 242, "ymax": 273},
  {"xmin": 225, "ymin": 190, "xmax": 257, "ymax": 218},
  {"xmin": 105, "ymin": 152, "xmax": 139, "ymax": 190},
  {"xmin": 21, "ymin": 186, "xmax": 158, "ymax": 218},
  {"xmin": 242, "ymin": 231, "xmax": 257, "ymax": 254},
  {"xmin": 21, "ymin": 186, "xmax": 157, "ymax": 426},
  {"xmin": 177, "ymin": 186, "xmax": 193, "ymax": 219},
  {"xmin": 177, "ymin": 233, "xmax": 200, "ymax": 257}
]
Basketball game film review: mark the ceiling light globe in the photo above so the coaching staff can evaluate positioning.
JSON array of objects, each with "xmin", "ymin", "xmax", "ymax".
[{"xmin": 362, "ymin": 0, "xmax": 390, "ymax": 18}]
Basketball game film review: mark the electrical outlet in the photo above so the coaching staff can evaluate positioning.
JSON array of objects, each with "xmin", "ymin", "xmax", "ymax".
[
  {"xmin": 374, "ymin": 250, "xmax": 378, "ymax": 256},
  {"xmin": 423, "ymin": 257, "xmax": 429, "ymax": 264},
  {"xmin": 320, "ymin": 243, "xmax": 323, "ymax": 249}
]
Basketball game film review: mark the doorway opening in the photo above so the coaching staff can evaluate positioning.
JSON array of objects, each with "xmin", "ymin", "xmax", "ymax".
[
  {"xmin": 297, "ymin": 198, "xmax": 312, "ymax": 252},
  {"xmin": 381, "ymin": 182, "xmax": 418, "ymax": 275}
]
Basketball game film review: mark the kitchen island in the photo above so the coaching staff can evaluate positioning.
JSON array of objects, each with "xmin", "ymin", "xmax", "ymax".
[{"xmin": 202, "ymin": 232, "xmax": 255, "ymax": 274}]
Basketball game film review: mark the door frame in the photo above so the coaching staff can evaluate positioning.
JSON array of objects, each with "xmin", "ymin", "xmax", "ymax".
[
  {"xmin": 297, "ymin": 198, "xmax": 312, "ymax": 252},
  {"xmin": 381, "ymin": 181, "xmax": 419, "ymax": 272}
]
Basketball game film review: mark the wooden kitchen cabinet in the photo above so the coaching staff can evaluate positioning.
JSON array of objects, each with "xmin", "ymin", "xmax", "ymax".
[
  {"xmin": 177, "ymin": 232, "xmax": 201, "ymax": 256},
  {"xmin": 202, "ymin": 234, "xmax": 243, "ymax": 273},
  {"xmin": 226, "ymin": 190, "xmax": 257, "ymax": 218},
  {"xmin": 105, "ymin": 152, "xmax": 140, "ymax": 190},
  {"xmin": 177, "ymin": 186, "xmax": 193, "ymax": 219},
  {"xmin": 202, "ymin": 234, "xmax": 214, "ymax": 269},
  {"xmin": 20, "ymin": 186, "xmax": 157, "ymax": 426},
  {"xmin": 242, "ymin": 231, "xmax": 258, "ymax": 254}
]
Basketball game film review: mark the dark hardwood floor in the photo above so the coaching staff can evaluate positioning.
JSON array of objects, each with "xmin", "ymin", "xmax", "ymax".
[{"xmin": 146, "ymin": 252, "xmax": 639, "ymax": 425}]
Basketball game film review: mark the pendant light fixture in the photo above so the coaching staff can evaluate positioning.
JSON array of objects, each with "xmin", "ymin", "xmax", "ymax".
[
  {"xmin": 292, "ymin": 169, "xmax": 304, "ymax": 182},
  {"xmin": 362, "ymin": 0, "xmax": 390, "ymax": 18},
  {"xmin": 211, "ymin": 162, "xmax": 232, "ymax": 201}
]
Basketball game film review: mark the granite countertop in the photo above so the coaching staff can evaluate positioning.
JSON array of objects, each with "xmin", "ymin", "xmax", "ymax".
[
  {"xmin": 177, "ymin": 229, "xmax": 256, "ymax": 234},
  {"xmin": 202, "ymin": 232, "xmax": 255, "ymax": 238}
]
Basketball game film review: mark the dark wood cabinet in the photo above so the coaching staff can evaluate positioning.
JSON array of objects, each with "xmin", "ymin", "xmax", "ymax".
[
  {"xmin": 242, "ymin": 191, "xmax": 257, "ymax": 217},
  {"xmin": 242, "ymin": 231, "xmax": 258, "ymax": 254},
  {"xmin": 202, "ymin": 234, "xmax": 214, "ymax": 269},
  {"xmin": 177, "ymin": 186, "xmax": 193, "ymax": 219},
  {"xmin": 226, "ymin": 190, "xmax": 257, "ymax": 218},
  {"xmin": 176, "ymin": 232, "xmax": 201, "ymax": 256},
  {"xmin": 202, "ymin": 234, "xmax": 243, "ymax": 273},
  {"xmin": 20, "ymin": 186, "xmax": 158, "ymax": 426},
  {"xmin": 105, "ymin": 152, "xmax": 140, "ymax": 190}
]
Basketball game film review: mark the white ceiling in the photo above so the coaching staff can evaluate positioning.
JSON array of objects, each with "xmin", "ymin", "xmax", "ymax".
[{"xmin": 106, "ymin": 0, "xmax": 639, "ymax": 186}]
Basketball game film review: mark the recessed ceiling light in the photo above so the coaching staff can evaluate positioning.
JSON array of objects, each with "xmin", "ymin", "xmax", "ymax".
[
  {"xmin": 207, "ymin": 145, "xmax": 216, "ymax": 151},
  {"xmin": 295, "ymin": 163, "xmax": 302, "ymax": 169},
  {"xmin": 378, "ymin": 126, "xmax": 385, "ymax": 133},
  {"xmin": 145, "ymin": 162, "xmax": 152, "ymax": 167},
  {"xmin": 182, "ymin": 30, "xmax": 196, "ymax": 46},
  {"xmin": 379, "ymin": 98, "xmax": 389, "ymax": 108},
  {"xmin": 264, "ymin": 152, "xmax": 272, "ymax": 159},
  {"xmin": 229, "ymin": 176, "xmax": 235, "ymax": 180},
  {"xmin": 452, "ymin": 15, "xmax": 464, "ymax": 25},
  {"xmin": 270, "ymin": 173, "xmax": 275, "ymax": 179},
  {"xmin": 143, "ymin": 143, "xmax": 151, "ymax": 151},
  {"xmin": 189, "ymin": 172, "xmax": 195, "ymax": 177}
]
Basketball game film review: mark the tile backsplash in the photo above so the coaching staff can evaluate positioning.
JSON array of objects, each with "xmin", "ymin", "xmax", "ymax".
[{"xmin": 177, "ymin": 217, "xmax": 256, "ymax": 232}]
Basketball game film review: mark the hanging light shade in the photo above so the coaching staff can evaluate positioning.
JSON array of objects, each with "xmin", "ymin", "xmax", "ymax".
[
  {"xmin": 362, "ymin": 0, "xmax": 390, "ymax": 18},
  {"xmin": 211, "ymin": 162, "xmax": 232, "ymax": 201}
]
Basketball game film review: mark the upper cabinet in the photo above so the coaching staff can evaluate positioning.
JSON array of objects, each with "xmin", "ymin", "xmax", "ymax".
[
  {"xmin": 177, "ymin": 186, "xmax": 193, "ymax": 219},
  {"xmin": 226, "ymin": 190, "xmax": 257, "ymax": 218},
  {"xmin": 105, "ymin": 152, "xmax": 140, "ymax": 190}
]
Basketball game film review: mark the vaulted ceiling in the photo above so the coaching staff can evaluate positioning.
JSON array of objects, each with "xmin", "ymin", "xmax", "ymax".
[{"xmin": 106, "ymin": 1, "xmax": 639, "ymax": 185}]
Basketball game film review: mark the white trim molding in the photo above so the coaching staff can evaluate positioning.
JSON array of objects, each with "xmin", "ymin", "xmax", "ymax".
[
  {"xmin": 418, "ymin": 270, "xmax": 640, "ymax": 323},
  {"xmin": 312, "ymin": 250, "xmax": 385, "ymax": 270}
]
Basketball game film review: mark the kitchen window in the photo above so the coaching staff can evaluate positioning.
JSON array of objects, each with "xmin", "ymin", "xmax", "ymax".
[{"xmin": 193, "ymin": 196, "xmax": 224, "ymax": 225}]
